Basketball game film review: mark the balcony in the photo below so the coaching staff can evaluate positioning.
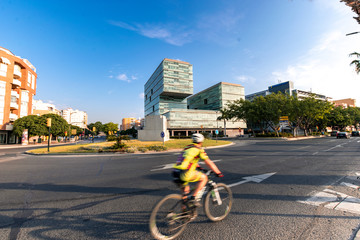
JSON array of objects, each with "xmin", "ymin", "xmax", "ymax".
[
  {"xmin": 10, "ymin": 102, "xmax": 19, "ymax": 109},
  {"xmin": 9, "ymin": 113, "xmax": 18, "ymax": 121},
  {"xmin": 5, "ymin": 124, "xmax": 14, "ymax": 131},
  {"xmin": 11, "ymin": 90, "xmax": 19, "ymax": 98},
  {"xmin": 13, "ymin": 69, "xmax": 22, "ymax": 79},
  {"xmin": 12, "ymin": 79, "xmax": 21, "ymax": 87}
]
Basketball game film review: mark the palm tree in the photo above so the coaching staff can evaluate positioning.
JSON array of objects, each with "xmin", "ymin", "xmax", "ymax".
[{"xmin": 349, "ymin": 52, "xmax": 360, "ymax": 74}]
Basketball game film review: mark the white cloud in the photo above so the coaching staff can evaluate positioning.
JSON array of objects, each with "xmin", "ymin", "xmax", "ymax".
[
  {"xmin": 271, "ymin": 28, "xmax": 359, "ymax": 104},
  {"xmin": 268, "ymin": 1, "xmax": 360, "ymax": 104},
  {"xmin": 109, "ymin": 21, "xmax": 193, "ymax": 46},
  {"xmin": 235, "ymin": 75, "xmax": 256, "ymax": 84},
  {"xmin": 116, "ymin": 73, "xmax": 131, "ymax": 83},
  {"xmin": 109, "ymin": 6, "xmax": 244, "ymax": 46}
]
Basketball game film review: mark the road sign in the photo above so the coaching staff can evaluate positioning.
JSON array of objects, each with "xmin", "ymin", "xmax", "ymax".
[
  {"xmin": 161, "ymin": 131, "xmax": 165, "ymax": 138},
  {"xmin": 280, "ymin": 116, "xmax": 289, "ymax": 121},
  {"xmin": 280, "ymin": 121, "xmax": 289, "ymax": 128},
  {"xmin": 215, "ymin": 130, "xmax": 219, "ymax": 135}
]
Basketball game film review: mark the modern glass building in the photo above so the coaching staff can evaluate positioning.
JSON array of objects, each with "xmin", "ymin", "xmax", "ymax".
[
  {"xmin": 246, "ymin": 81, "xmax": 329, "ymax": 102},
  {"xmin": 187, "ymin": 82, "xmax": 245, "ymax": 110},
  {"xmin": 144, "ymin": 58, "xmax": 193, "ymax": 116},
  {"xmin": 140, "ymin": 59, "xmax": 246, "ymax": 140}
]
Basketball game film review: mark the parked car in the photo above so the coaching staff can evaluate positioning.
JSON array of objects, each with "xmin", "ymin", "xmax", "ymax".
[
  {"xmin": 351, "ymin": 131, "xmax": 360, "ymax": 136},
  {"xmin": 336, "ymin": 132, "xmax": 351, "ymax": 139},
  {"xmin": 330, "ymin": 130, "xmax": 339, "ymax": 137}
]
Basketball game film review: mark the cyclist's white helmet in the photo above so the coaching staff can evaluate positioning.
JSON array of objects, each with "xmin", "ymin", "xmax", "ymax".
[{"xmin": 192, "ymin": 133, "xmax": 204, "ymax": 143}]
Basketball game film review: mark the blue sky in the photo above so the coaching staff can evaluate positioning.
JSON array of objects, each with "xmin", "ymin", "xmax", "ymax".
[{"xmin": 1, "ymin": 0, "xmax": 359, "ymax": 124}]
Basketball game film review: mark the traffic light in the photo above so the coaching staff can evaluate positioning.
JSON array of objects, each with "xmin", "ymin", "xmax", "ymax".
[{"xmin": 46, "ymin": 118, "xmax": 51, "ymax": 127}]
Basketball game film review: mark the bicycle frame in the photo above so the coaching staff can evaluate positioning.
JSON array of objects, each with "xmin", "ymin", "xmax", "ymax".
[{"xmin": 193, "ymin": 170, "xmax": 223, "ymax": 205}]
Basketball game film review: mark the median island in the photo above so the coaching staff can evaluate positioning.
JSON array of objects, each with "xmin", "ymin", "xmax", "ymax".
[{"xmin": 27, "ymin": 139, "xmax": 232, "ymax": 154}]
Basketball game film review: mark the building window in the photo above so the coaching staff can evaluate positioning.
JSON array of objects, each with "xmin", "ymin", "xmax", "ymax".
[
  {"xmin": 0, "ymin": 63, "xmax": 7, "ymax": 77},
  {"xmin": 152, "ymin": 106, "xmax": 155, "ymax": 112},
  {"xmin": 149, "ymin": 96, "xmax": 151, "ymax": 102},
  {"xmin": 20, "ymin": 91, "xmax": 29, "ymax": 117},
  {"xmin": 27, "ymin": 72, "xmax": 31, "ymax": 87},
  {"xmin": 145, "ymin": 95, "xmax": 147, "ymax": 100},
  {"xmin": 204, "ymin": 99, "xmax": 208, "ymax": 104},
  {"xmin": 31, "ymin": 73, "xmax": 35, "ymax": 89},
  {"xmin": 151, "ymin": 89, "xmax": 153, "ymax": 94},
  {"xmin": 187, "ymin": 105, "xmax": 189, "ymax": 109}
]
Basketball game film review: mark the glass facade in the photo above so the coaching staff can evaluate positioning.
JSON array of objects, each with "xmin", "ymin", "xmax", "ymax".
[
  {"xmin": 144, "ymin": 59, "xmax": 193, "ymax": 116},
  {"xmin": 187, "ymin": 82, "xmax": 245, "ymax": 110},
  {"xmin": 268, "ymin": 81, "xmax": 294, "ymax": 95},
  {"xmin": 164, "ymin": 109, "xmax": 245, "ymax": 129},
  {"xmin": 143, "ymin": 60, "xmax": 246, "ymax": 135}
]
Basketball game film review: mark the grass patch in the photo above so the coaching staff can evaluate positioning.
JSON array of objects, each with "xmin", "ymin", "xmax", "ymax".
[{"xmin": 27, "ymin": 139, "xmax": 231, "ymax": 154}]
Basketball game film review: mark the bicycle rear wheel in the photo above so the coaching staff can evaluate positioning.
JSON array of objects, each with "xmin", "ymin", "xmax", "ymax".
[
  {"xmin": 149, "ymin": 194, "xmax": 189, "ymax": 240},
  {"xmin": 204, "ymin": 183, "xmax": 232, "ymax": 221}
]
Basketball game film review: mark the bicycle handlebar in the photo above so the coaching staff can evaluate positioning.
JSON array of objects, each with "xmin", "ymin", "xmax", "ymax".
[{"xmin": 197, "ymin": 167, "xmax": 217, "ymax": 176}]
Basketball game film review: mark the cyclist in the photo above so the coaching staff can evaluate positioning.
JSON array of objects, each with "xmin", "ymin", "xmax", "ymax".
[{"xmin": 173, "ymin": 133, "xmax": 223, "ymax": 206}]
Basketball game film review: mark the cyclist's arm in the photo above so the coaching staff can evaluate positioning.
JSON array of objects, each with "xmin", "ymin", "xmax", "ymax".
[{"xmin": 203, "ymin": 158, "xmax": 221, "ymax": 175}]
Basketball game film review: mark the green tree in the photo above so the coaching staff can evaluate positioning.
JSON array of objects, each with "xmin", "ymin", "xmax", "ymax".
[
  {"xmin": 220, "ymin": 98, "xmax": 257, "ymax": 135},
  {"xmin": 328, "ymin": 106, "xmax": 352, "ymax": 131},
  {"xmin": 255, "ymin": 93, "xmax": 289, "ymax": 136},
  {"xmin": 297, "ymin": 96, "xmax": 332, "ymax": 136},
  {"xmin": 349, "ymin": 52, "xmax": 360, "ymax": 74},
  {"xmin": 87, "ymin": 121, "xmax": 103, "ymax": 135},
  {"xmin": 40, "ymin": 113, "xmax": 69, "ymax": 137},
  {"xmin": 346, "ymin": 107, "xmax": 360, "ymax": 129},
  {"xmin": 70, "ymin": 125, "xmax": 82, "ymax": 136},
  {"xmin": 103, "ymin": 122, "xmax": 119, "ymax": 135},
  {"xmin": 124, "ymin": 127, "xmax": 138, "ymax": 138},
  {"xmin": 13, "ymin": 115, "xmax": 47, "ymax": 138}
]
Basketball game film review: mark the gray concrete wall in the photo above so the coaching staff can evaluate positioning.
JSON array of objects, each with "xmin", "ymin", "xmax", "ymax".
[{"xmin": 138, "ymin": 115, "xmax": 170, "ymax": 141}]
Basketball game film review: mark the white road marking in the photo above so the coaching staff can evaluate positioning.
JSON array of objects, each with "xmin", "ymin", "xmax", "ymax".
[
  {"xmin": 341, "ymin": 182, "xmax": 360, "ymax": 190},
  {"xmin": 298, "ymin": 188, "xmax": 360, "ymax": 215},
  {"xmin": 312, "ymin": 152, "xmax": 319, "ymax": 155},
  {"xmin": 324, "ymin": 144, "xmax": 343, "ymax": 152},
  {"xmin": 228, "ymin": 172, "xmax": 277, "ymax": 187},
  {"xmin": 296, "ymin": 146, "xmax": 310, "ymax": 150},
  {"xmin": 0, "ymin": 156, "xmax": 25, "ymax": 163}
]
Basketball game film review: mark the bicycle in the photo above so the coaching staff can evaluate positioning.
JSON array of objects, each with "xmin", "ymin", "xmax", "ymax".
[{"xmin": 149, "ymin": 169, "xmax": 233, "ymax": 240}]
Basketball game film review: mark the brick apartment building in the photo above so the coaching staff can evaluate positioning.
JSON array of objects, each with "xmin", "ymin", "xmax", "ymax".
[
  {"xmin": 121, "ymin": 117, "xmax": 143, "ymax": 131},
  {"xmin": 0, "ymin": 47, "xmax": 37, "ymax": 144},
  {"xmin": 331, "ymin": 98, "xmax": 356, "ymax": 108}
]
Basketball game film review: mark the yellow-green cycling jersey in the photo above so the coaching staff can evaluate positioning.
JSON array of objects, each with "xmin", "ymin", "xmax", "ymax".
[{"xmin": 173, "ymin": 143, "xmax": 209, "ymax": 171}]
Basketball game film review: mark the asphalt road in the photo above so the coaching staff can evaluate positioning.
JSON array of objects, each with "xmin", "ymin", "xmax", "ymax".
[{"xmin": 0, "ymin": 137, "xmax": 360, "ymax": 240}]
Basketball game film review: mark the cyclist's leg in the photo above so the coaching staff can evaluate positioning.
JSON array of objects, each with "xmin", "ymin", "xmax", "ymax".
[
  {"xmin": 181, "ymin": 170, "xmax": 208, "ymax": 199},
  {"xmin": 192, "ymin": 172, "xmax": 207, "ymax": 198}
]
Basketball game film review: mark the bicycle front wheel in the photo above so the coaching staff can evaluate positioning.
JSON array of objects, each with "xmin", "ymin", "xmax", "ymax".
[
  {"xmin": 149, "ymin": 194, "xmax": 189, "ymax": 240},
  {"xmin": 204, "ymin": 183, "xmax": 232, "ymax": 221}
]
